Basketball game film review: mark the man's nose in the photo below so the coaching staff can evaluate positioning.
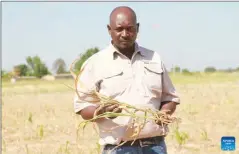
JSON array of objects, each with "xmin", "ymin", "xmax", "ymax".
[{"xmin": 122, "ymin": 30, "xmax": 129, "ymax": 37}]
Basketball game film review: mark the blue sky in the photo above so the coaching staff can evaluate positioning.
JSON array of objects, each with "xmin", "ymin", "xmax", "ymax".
[{"xmin": 2, "ymin": 2, "xmax": 239, "ymax": 72}]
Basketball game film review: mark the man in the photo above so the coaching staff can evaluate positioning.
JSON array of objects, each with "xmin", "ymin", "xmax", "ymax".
[{"xmin": 73, "ymin": 6, "xmax": 180, "ymax": 154}]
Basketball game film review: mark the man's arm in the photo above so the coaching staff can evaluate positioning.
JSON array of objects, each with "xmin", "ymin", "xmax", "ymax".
[
  {"xmin": 76, "ymin": 106, "xmax": 97, "ymax": 120},
  {"xmin": 160, "ymin": 62, "xmax": 180, "ymax": 115},
  {"xmin": 73, "ymin": 58, "xmax": 100, "ymax": 120},
  {"xmin": 160, "ymin": 101, "xmax": 177, "ymax": 115},
  {"xmin": 76, "ymin": 104, "xmax": 122, "ymax": 121}
]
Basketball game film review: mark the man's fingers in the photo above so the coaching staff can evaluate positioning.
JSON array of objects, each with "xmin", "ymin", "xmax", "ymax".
[
  {"xmin": 108, "ymin": 106, "xmax": 121, "ymax": 119},
  {"xmin": 95, "ymin": 108, "xmax": 104, "ymax": 115},
  {"xmin": 96, "ymin": 104, "xmax": 121, "ymax": 116},
  {"xmin": 96, "ymin": 104, "xmax": 112, "ymax": 114},
  {"xmin": 112, "ymin": 108, "xmax": 122, "ymax": 113},
  {"xmin": 95, "ymin": 104, "xmax": 109, "ymax": 115},
  {"xmin": 105, "ymin": 104, "xmax": 119, "ymax": 112}
]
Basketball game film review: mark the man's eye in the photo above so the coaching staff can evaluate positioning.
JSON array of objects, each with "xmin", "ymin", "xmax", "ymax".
[
  {"xmin": 115, "ymin": 28, "xmax": 123, "ymax": 32},
  {"xmin": 128, "ymin": 27, "xmax": 136, "ymax": 32},
  {"xmin": 115, "ymin": 27, "xmax": 136, "ymax": 32}
]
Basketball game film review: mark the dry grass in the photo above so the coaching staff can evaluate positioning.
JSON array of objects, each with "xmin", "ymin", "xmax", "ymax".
[{"xmin": 2, "ymin": 73, "xmax": 239, "ymax": 154}]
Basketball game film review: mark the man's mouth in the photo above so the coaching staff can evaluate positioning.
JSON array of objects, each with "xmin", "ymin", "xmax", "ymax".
[{"xmin": 121, "ymin": 40, "xmax": 131, "ymax": 43}]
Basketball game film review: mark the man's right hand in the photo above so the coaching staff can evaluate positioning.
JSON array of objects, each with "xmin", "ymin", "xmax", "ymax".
[
  {"xmin": 95, "ymin": 104, "xmax": 122, "ymax": 119},
  {"xmin": 79, "ymin": 104, "xmax": 122, "ymax": 121}
]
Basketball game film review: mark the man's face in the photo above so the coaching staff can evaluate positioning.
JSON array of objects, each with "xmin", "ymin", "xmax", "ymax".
[{"xmin": 108, "ymin": 13, "xmax": 139, "ymax": 50}]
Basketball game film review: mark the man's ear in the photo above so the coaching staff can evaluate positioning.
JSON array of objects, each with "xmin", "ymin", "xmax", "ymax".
[
  {"xmin": 107, "ymin": 25, "xmax": 111, "ymax": 35},
  {"xmin": 136, "ymin": 23, "xmax": 140, "ymax": 33}
]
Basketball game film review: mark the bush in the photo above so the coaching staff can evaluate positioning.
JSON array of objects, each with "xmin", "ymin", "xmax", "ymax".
[{"xmin": 204, "ymin": 67, "xmax": 216, "ymax": 73}]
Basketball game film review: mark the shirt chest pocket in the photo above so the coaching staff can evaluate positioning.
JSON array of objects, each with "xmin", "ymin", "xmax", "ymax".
[
  {"xmin": 99, "ymin": 70, "xmax": 129, "ymax": 98},
  {"xmin": 143, "ymin": 63, "xmax": 163, "ymax": 92}
]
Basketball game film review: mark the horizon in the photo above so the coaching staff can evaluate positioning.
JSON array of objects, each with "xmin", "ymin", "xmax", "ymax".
[{"xmin": 2, "ymin": 2, "xmax": 239, "ymax": 72}]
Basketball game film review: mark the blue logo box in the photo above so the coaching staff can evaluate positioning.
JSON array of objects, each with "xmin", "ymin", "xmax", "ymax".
[{"xmin": 221, "ymin": 136, "xmax": 236, "ymax": 151}]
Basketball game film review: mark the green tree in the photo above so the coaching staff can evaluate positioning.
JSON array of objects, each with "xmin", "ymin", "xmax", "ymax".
[
  {"xmin": 74, "ymin": 47, "xmax": 99, "ymax": 73},
  {"xmin": 13, "ymin": 64, "xmax": 29, "ymax": 76},
  {"xmin": 204, "ymin": 66, "xmax": 216, "ymax": 73},
  {"xmin": 26, "ymin": 56, "xmax": 50, "ymax": 78},
  {"xmin": 52, "ymin": 58, "xmax": 67, "ymax": 74},
  {"xmin": 171, "ymin": 66, "xmax": 181, "ymax": 73}
]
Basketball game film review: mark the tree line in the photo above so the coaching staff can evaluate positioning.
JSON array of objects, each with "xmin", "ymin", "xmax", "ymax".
[
  {"xmin": 1, "ymin": 47, "xmax": 100, "ymax": 79},
  {"xmin": 1, "ymin": 47, "xmax": 239, "ymax": 79},
  {"xmin": 172, "ymin": 65, "xmax": 239, "ymax": 75}
]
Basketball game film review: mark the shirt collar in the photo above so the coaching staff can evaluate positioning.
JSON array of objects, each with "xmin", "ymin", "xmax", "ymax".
[{"xmin": 108, "ymin": 41, "xmax": 146, "ymax": 60}]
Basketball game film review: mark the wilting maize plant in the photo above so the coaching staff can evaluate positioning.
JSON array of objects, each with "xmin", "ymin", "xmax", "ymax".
[{"xmin": 69, "ymin": 56, "xmax": 180, "ymax": 148}]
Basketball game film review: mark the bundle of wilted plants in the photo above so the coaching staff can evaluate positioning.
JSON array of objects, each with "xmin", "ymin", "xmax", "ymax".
[{"xmin": 70, "ymin": 58, "xmax": 179, "ymax": 145}]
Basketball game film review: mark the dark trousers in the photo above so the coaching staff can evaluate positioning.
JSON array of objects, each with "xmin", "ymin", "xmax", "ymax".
[{"xmin": 102, "ymin": 136, "xmax": 167, "ymax": 154}]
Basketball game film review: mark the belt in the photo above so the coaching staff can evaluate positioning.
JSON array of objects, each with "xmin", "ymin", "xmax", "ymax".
[{"xmin": 105, "ymin": 136, "xmax": 164, "ymax": 147}]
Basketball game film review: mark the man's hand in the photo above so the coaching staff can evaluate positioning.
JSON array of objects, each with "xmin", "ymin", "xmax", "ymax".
[
  {"xmin": 155, "ymin": 110, "xmax": 172, "ymax": 126},
  {"xmin": 160, "ymin": 101, "xmax": 177, "ymax": 115},
  {"xmin": 155, "ymin": 101, "xmax": 178, "ymax": 126},
  {"xmin": 95, "ymin": 104, "xmax": 122, "ymax": 119}
]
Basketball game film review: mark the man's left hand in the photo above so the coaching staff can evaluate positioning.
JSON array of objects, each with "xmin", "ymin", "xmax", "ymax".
[
  {"xmin": 155, "ymin": 101, "xmax": 178, "ymax": 126},
  {"xmin": 160, "ymin": 101, "xmax": 177, "ymax": 115}
]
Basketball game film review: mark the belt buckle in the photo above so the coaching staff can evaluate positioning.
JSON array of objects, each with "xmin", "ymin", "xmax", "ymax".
[
  {"xmin": 139, "ymin": 139, "xmax": 144, "ymax": 147},
  {"xmin": 139, "ymin": 138, "xmax": 157, "ymax": 147},
  {"xmin": 139, "ymin": 139, "xmax": 149, "ymax": 147}
]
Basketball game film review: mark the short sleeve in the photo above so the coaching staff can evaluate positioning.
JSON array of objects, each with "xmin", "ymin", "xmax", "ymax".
[
  {"xmin": 160, "ymin": 63, "xmax": 180, "ymax": 104},
  {"xmin": 73, "ymin": 94, "xmax": 98, "ymax": 113},
  {"xmin": 73, "ymin": 58, "xmax": 99, "ymax": 113}
]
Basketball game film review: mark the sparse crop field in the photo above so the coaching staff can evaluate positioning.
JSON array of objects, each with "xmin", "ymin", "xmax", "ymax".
[{"xmin": 2, "ymin": 73, "xmax": 239, "ymax": 154}]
